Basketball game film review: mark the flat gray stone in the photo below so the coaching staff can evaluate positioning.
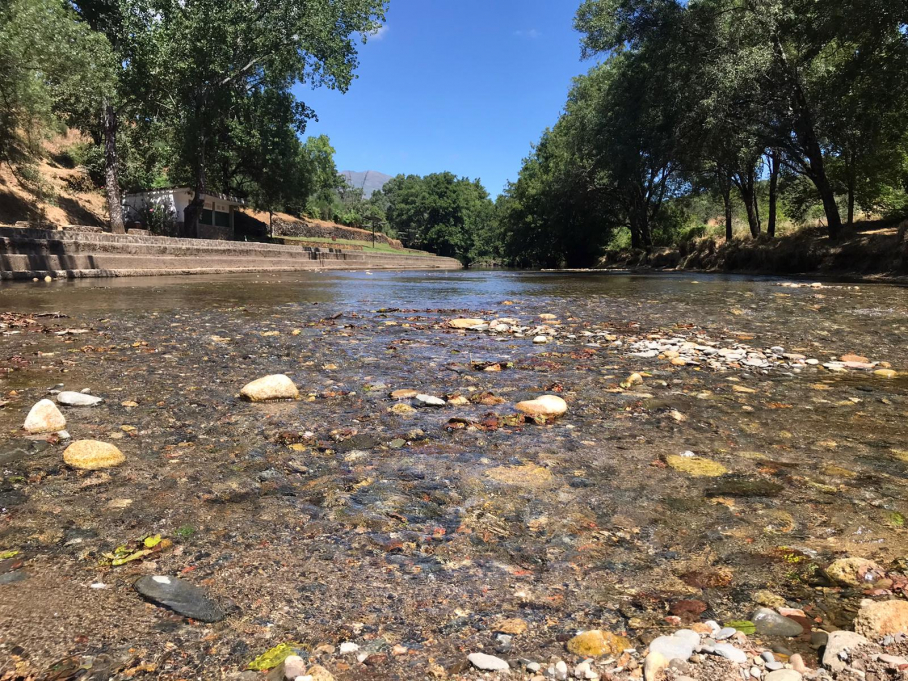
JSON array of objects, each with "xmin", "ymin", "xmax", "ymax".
[
  {"xmin": 752, "ymin": 608, "xmax": 804, "ymax": 637},
  {"xmin": 467, "ymin": 652, "xmax": 509, "ymax": 670},
  {"xmin": 712, "ymin": 643, "xmax": 747, "ymax": 664},
  {"xmin": 57, "ymin": 391, "xmax": 103, "ymax": 407},
  {"xmin": 134, "ymin": 575, "xmax": 225, "ymax": 622}
]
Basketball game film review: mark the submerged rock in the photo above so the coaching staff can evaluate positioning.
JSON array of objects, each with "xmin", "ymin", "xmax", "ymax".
[
  {"xmin": 63, "ymin": 440, "xmax": 125, "ymax": 470},
  {"xmin": 23, "ymin": 399, "xmax": 66, "ymax": 434},
  {"xmin": 240, "ymin": 375, "xmax": 299, "ymax": 402},
  {"xmin": 56, "ymin": 391, "xmax": 103, "ymax": 407},
  {"xmin": 826, "ymin": 557, "xmax": 884, "ymax": 587},
  {"xmin": 705, "ymin": 475, "xmax": 783, "ymax": 497},
  {"xmin": 515, "ymin": 394, "xmax": 568, "ymax": 417},
  {"xmin": 665, "ymin": 454, "xmax": 727, "ymax": 477},
  {"xmin": 752, "ymin": 608, "xmax": 804, "ymax": 637},
  {"xmin": 134, "ymin": 575, "xmax": 225, "ymax": 622},
  {"xmin": 566, "ymin": 630, "xmax": 630, "ymax": 657}
]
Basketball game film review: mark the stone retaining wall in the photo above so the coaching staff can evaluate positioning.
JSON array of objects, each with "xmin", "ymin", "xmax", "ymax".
[
  {"xmin": 271, "ymin": 216, "xmax": 403, "ymax": 249},
  {"xmin": 0, "ymin": 225, "xmax": 461, "ymax": 279}
]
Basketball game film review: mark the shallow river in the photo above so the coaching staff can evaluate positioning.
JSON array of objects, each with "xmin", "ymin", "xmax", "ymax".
[{"xmin": 0, "ymin": 271, "xmax": 907, "ymax": 680}]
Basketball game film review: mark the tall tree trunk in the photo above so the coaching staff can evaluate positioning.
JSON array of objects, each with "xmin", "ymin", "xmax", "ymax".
[
  {"xmin": 769, "ymin": 31, "xmax": 842, "ymax": 239},
  {"xmin": 767, "ymin": 150, "xmax": 779, "ymax": 238},
  {"xmin": 628, "ymin": 212, "xmax": 642, "ymax": 250},
  {"xmin": 846, "ymin": 156, "xmax": 856, "ymax": 227},
  {"xmin": 103, "ymin": 101, "xmax": 125, "ymax": 234},
  {"xmin": 183, "ymin": 138, "xmax": 207, "ymax": 239},
  {"xmin": 719, "ymin": 170, "xmax": 733, "ymax": 241},
  {"xmin": 811, "ymin": 164, "xmax": 842, "ymax": 239},
  {"xmin": 734, "ymin": 169, "xmax": 760, "ymax": 238}
]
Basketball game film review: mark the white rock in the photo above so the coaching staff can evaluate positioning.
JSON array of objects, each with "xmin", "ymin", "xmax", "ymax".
[
  {"xmin": 240, "ymin": 374, "xmax": 299, "ymax": 401},
  {"xmin": 555, "ymin": 660, "xmax": 569, "ymax": 680},
  {"xmin": 533, "ymin": 336, "xmax": 549, "ymax": 344},
  {"xmin": 57, "ymin": 391, "xmax": 104, "ymax": 407},
  {"xmin": 415, "ymin": 394, "xmax": 445, "ymax": 407},
  {"xmin": 515, "ymin": 394, "xmax": 568, "ymax": 418},
  {"xmin": 338, "ymin": 642, "xmax": 359, "ymax": 654},
  {"xmin": 23, "ymin": 399, "xmax": 66, "ymax": 434},
  {"xmin": 467, "ymin": 652, "xmax": 509, "ymax": 671},
  {"xmin": 644, "ymin": 652, "xmax": 668, "ymax": 681}
]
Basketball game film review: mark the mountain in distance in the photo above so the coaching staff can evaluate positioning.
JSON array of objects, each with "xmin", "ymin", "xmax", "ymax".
[{"xmin": 341, "ymin": 170, "xmax": 393, "ymax": 198}]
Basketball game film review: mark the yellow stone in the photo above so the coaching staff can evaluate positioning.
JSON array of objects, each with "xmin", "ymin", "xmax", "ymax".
[
  {"xmin": 63, "ymin": 440, "xmax": 125, "ymax": 470},
  {"xmin": 240, "ymin": 374, "xmax": 300, "ymax": 402},
  {"xmin": 620, "ymin": 373, "xmax": 643, "ymax": 389},
  {"xmin": 494, "ymin": 618, "xmax": 529, "ymax": 635},
  {"xmin": 566, "ymin": 630, "xmax": 630, "ymax": 657},
  {"xmin": 666, "ymin": 454, "xmax": 728, "ymax": 477},
  {"xmin": 486, "ymin": 463, "xmax": 553, "ymax": 487},
  {"xmin": 390, "ymin": 389, "xmax": 418, "ymax": 399},
  {"xmin": 390, "ymin": 403, "xmax": 416, "ymax": 415},
  {"xmin": 874, "ymin": 369, "xmax": 897, "ymax": 379},
  {"xmin": 448, "ymin": 318, "xmax": 485, "ymax": 329},
  {"xmin": 447, "ymin": 395, "xmax": 469, "ymax": 406},
  {"xmin": 733, "ymin": 385, "xmax": 757, "ymax": 394}
]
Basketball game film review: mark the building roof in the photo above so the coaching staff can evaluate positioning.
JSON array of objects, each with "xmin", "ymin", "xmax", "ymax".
[{"xmin": 124, "ymin": 187, "xmax": 246, "ymax": 206}]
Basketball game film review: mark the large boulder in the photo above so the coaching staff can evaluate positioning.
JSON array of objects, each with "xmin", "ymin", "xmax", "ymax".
[
  {"xmin": 23, "ymin": 399, "xmax": 66, "ymax": 434},
  {"xmin": 821, "ymin": 631, "xmax": 873, "ymax": 672},
  {"xmin": 63, "ymin": 440, "xmax": 125, "ymax": 470},
  {"xmin": 240, "ymin": 375, "xmax": 299, "ymax": 402},
  {"xmin": 853, "ymin": 599, "xmax": 908, "ymax": 638}
]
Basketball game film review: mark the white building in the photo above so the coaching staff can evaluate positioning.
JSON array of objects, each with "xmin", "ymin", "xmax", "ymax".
[{"xmin": 123, "ymin": 187, "xmax": 244, "ymax": 240}]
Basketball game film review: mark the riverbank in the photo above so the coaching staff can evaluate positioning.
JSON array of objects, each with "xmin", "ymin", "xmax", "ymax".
[
  {"xmin": 597, "ymin": 221, "xmax": 908, "ymax": 281},
  {"xmin": 0, "ymin": 271, "xmax": 906, "ymax": 680},
  {"xmin": 0, "ymin": 226, "xmax": 461, "ymax": 279}
]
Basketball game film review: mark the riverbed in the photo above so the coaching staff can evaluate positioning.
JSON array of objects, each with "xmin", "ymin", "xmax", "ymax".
[{"xmin": 1, "ymin": 271, "xmax": 907, "ymax": 680}]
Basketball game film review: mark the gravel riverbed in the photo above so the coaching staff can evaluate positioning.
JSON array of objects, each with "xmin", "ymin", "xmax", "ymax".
[{"xmin": 0, "ymin": 271, "xmax": 907, "ymax": 680}]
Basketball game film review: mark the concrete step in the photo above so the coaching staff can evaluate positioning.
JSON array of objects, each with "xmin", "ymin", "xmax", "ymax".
[{"xmin": 0, "ymin": 226, "xmax": 462, "ymax": 278}]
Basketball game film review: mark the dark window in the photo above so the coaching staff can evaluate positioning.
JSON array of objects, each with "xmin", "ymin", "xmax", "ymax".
[
  {"xmin": 201, "ymin": 209, "xmax": 214, "ymax": 225},
  {"xmin": 214, "ymin": 210, "xmax": 230, "ymax": 228}
]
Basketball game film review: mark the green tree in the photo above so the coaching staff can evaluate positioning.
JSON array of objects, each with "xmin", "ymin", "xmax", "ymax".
[
  {"xmin": 0, "ymin": 0, "xmax": 115, "ymax": 183},
  {"xmin": 382, "ymin": 172, "xmax": 494, "ymax": 264},
  {"xmin": 153, "ymin": 0, "xmax": 386, "ymax": 237}
]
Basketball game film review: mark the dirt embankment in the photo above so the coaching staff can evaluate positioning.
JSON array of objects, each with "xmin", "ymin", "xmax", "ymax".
[
  {"xmin": 599, "ymin": 221, "xmax": 908, "ymax": 280},
  {"xmin": 0, "ymin": 131, "xmax": 108, "ymax": 229}
]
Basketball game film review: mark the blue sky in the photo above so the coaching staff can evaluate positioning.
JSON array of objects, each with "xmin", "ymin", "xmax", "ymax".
[{"xmin": 293, "ymin": 0, "xmax": 594, "ymax": 198}]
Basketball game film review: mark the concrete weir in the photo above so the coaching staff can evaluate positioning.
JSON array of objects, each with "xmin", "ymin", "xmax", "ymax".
[{"xmin": 0, "ymin": 227, "xmax": 462, "ymax": 279}]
